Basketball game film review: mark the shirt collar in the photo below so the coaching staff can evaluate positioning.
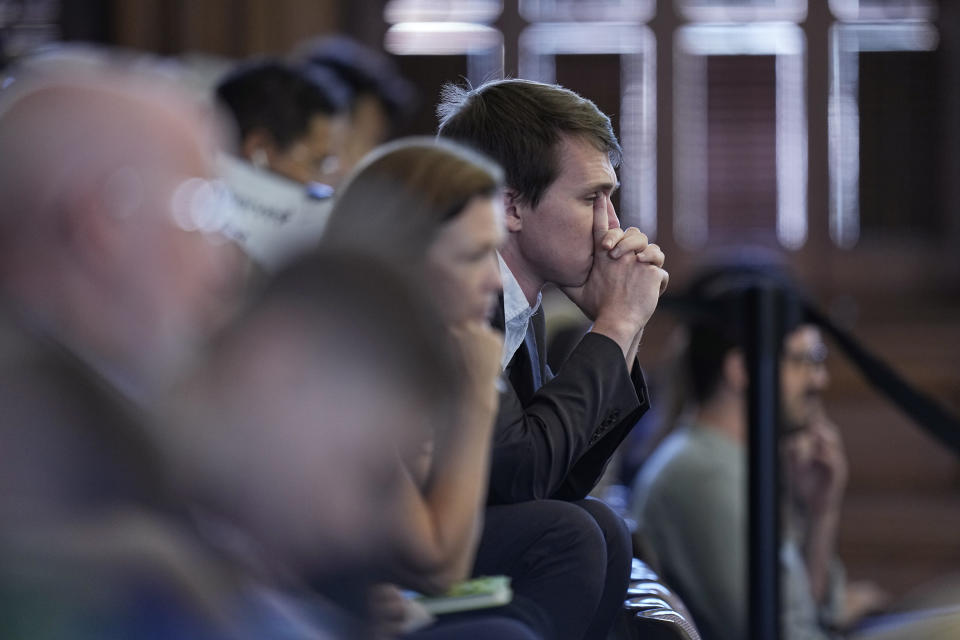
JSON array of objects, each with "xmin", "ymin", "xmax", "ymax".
[{"xmin": 498, "ymin": 253, "xmax": 541, "ymax": 370}]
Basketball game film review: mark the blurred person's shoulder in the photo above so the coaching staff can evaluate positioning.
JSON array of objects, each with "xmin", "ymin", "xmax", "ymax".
[
  {"xmin": 0, "ymin": 302, "xmax": 128, "ymax": 417},
  {"xmin": 637, "ymin": 423, "xmax": 742, "ymax": 500},
  {"xmin": 0, "ymin": 301, "xmax": 165, "ymax": 509}
]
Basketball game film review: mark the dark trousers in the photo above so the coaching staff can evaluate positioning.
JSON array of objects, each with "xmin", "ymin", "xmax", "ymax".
[
  {"xmin": 404, "ymin": 616, "xmax": 541, "ymax": 640},
  {"xmin": 472, "ymin": 498, "xmax": 632, "ymax": 640}
]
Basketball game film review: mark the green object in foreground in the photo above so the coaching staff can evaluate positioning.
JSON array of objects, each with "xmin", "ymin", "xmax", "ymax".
[{"xmin": 414, "ymin": 576, "xmax": 513, "ymax": 615}]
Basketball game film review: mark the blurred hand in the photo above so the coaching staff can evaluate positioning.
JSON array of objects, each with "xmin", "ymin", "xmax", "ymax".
[
  {"xmin": 449, "ymin": 322, "xmax": 504, "ymax": 415},
  {"xmin": 787, "ymin": 413, "xmax": 849, "ymax": 516},
  {"xmin": 841, "ymin": 580, "xmax": 891, "ymax": 629},
  {"xmin": 368, "ymin": 582, "xmax": 434, "ymax": 638}
]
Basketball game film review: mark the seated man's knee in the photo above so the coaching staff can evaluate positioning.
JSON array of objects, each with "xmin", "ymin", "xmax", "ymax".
[
  {"xmin": 575, "ymin": 497, "xmax": 631, "ymax": 556},
  {"xmin": 533, "ymin": 500, "xmax": 609, "ymax": 565}
]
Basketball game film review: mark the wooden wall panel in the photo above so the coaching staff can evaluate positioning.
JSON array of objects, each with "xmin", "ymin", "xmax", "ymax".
[{"xmin": 112, "ymin": 0, "xmax": 340, "ymax": 58}]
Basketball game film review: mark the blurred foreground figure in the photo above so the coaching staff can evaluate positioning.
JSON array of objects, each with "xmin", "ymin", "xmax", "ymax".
[
  {"xmin": 0, "ymin": 46, "xmax": 243, "ymax": 402},
  {"xmin": 158, "ymin": 249, "xmax": 472, "ymax": 639},
  {"xmin": 0, "ymin": 46, "xmax": 245, "ymax": 637}
]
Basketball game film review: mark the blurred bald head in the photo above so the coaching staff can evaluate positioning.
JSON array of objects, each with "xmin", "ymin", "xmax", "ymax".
[{"xmin": 0, "ymin": 48, "xmax": 244, "ymax": 396}]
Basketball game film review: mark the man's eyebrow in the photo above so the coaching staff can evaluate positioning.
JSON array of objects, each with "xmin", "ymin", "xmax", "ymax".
[{"xmin": 586, "ymin": 180, "xmax": 620, "ymax": 195}]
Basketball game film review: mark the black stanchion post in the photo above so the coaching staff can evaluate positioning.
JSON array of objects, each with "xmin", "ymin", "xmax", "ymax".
[{"xmin": 744, "ymin": 284, "xmax": 784, "ymax": 640}]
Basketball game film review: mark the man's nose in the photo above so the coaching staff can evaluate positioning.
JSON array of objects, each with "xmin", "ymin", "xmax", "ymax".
[{"xmin": 607, "ymin": 198, "xmax": 620, "ymax": 230}]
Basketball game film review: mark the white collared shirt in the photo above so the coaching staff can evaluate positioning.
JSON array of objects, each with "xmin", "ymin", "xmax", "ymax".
[{"xmin": 498, "ymin": 253, "xmax": 542, "ymax": 370}]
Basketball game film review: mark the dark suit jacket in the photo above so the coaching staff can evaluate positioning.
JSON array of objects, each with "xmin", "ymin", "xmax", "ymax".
[{"xmin": 487, "ymin": 300, "xmax": 650, "ymax": 504}]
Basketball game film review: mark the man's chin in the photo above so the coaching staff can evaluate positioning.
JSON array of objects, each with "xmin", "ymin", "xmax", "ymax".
[
  {"xmin": 562, "ymin": 264, "xmax": 592, "ymax": 289},
  {"xmin": 781, "ymin": 405, "xmax": 821, "ymax": 433}
]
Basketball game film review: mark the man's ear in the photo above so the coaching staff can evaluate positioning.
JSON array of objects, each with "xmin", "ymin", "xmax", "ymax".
[
  {"xmin": 503, "ymin": 188, "xmax": 524, "ymax": 233},
  {"xmin": 724, "ymin": 349, "xmax": 748, "ymax": 393}
]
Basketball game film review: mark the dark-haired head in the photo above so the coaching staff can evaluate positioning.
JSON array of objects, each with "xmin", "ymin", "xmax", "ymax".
[
  {"xmin": 292, "ymin": 35, "xmax": 417, "ymax": 126},
  {"xmin": 215, "ymin": 58, "xmax": 348, "ymax": 185},
  {"xmin": 678, "ymin": 249, "xmax": 805, "ymax": 404},
  {"xmin": 436, "ymin": 78, "xmax": 621, "ymax": 208},
  {"xmin": 292, "ymin": 36, "xmax": 419, "ymax": 175}
]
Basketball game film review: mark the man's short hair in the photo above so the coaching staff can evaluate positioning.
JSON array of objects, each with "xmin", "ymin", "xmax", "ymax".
[
  {"xmin": 436, "ymin": 78, "xmax": 622, "ymax": 208},
  {"xmin": 215, "ymin": 59, "xmax": 348, "ymax": 151},
  {"xmin": 681, "ymin": 250, "xmax": 804, "ymax": 404}
]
